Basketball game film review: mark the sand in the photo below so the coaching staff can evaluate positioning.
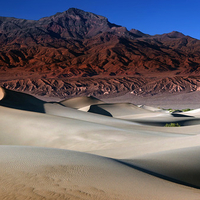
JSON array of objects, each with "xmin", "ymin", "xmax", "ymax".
[
  {"xmin": 0, "ymin": 146, "xmax": 200, "ymax": 200},
  {"xmin": 0, "ymin": 86, "xmax": 200, "ymax": 199},
  {"xmin": 101, "ymin": 90, "xmax": 200, "ymax": 109}
]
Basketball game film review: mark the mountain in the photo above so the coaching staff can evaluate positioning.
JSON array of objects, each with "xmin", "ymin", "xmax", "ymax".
[{"xmin": 1, "ymin": 8, "xmax": 200, "ymax": 98}]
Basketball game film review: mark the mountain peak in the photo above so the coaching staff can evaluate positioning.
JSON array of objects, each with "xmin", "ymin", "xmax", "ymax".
[
  {"xmin": 166, "ymin": 31, "xmax": 185, "ymax": 38},
  {"xmin": 37, "ymin": 8, "xmax": 115, "ymax": 39},
  {"xmin": 67, "ymin": 7, "xmax": 81, "ymax": 12},
  {"xmin": 66, "ymin": 7, "xmax": 92, "ymax": 15},
  {"xmin": 130, "ymin": 29, "xmax": 149, "ymax": 37},
  {"xmin": 56, "ymin": 8, "xmax": 108, "ymax": 21},
  {"xmin": 152, "ymin": 31, "xmax": 186, "ymax": 40}
]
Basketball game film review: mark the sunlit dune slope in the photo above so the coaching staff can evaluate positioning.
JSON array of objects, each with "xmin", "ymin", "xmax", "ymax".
[{"xmin": 0, "ymin": 146, "xmax": 199, "ymax": 200}]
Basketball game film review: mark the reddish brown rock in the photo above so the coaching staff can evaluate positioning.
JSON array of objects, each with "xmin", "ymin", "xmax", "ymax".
[{"xmin": 1, "ymin": 8, "xmax": 200, "ymax": 98}]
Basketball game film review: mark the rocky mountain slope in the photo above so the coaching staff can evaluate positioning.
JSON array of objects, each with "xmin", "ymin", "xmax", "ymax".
[{"xmin": 1, "ymin": 8, "xmax": 200, "ymax": 98}]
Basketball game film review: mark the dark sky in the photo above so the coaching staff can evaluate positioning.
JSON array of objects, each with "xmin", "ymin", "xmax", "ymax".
[{"xmin": 1, "ymin": 0, "xmax": 200, "ymax": 39}]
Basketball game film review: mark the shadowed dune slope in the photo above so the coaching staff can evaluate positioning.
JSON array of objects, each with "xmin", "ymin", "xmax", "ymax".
[
  {"xmin": 0, "ymin": 146, "xmax": 199, "ymax": 200},
  {"xmin": 127, "ymin": 115, "xmax": 199, "ymax": 126},
  {"xmin": 125, "ymin": 146, "xmax": 200, "ymax": 189},
  {"xmin": 88, "ymin": 103, "xmax": 153, "ymax": 117},
  {"xmin": 181, "ymin": 108, "xmax": 200, "ymax": 117},
  {"xmin": 0, "ymin": 87, "xmax": 46, "ymax": 113}
]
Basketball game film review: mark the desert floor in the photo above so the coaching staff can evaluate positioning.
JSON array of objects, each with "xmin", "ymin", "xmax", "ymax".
[{"xmin": 0, "ymin": 87, "xmax": 200, "ymax": 199}]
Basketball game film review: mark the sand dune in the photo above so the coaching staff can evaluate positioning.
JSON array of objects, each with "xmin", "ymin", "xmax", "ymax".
[
  {"xmin": 0, "ymin": 86, "xmax": 5, "ymax": 100},
  {"xmin": 0, "ymin": 146, "xmax": 199, "ymax": 200},
  {"xmin": 138, "ymin": 104, "xmax": 166, "ymax": 112},
  {"xmin": 88, "ymin": 103, "xmax": 154, "ymax": 117},
  {"xmin": 126, "ymin": 146, "xmax": 200, "ymax": 189},
  {"xmin": 87, "ymin": 102, "xmax": 200, "ymax": 127},
  {"xmin": 0, "ymin": 86, "xmax": 45, "ymax": 112},
  {"xmin": 60, "ymin": 96, "xmax": 103, "ymax": 109},
  {"xmin": 1, "ymin": 88, "xmax": 200, "ymax": 199}
]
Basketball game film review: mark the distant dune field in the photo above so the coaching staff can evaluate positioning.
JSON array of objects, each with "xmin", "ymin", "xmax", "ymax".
[{"xmin": 0, "ymin": 86, "xmax": 200, "ymax": 199}]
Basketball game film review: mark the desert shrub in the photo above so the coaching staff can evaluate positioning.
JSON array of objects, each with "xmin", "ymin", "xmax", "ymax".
[
  {"xmin": 166, "ymin": 108, "xmax": 192, "ymax": 113},
  {"xmin": 182, "ymin": 108, "xmax": 192, "ymax": 112},
  {"xmin": 164, "ymin": 123, "xmax": 181, "ymax": 127},
  {"xmin": 167, "ymin": 108, "xmax": 174, "ymax": 112}
]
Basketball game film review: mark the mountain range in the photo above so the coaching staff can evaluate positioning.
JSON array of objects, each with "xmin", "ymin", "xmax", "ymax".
[{"xmin": 1, "ymin": 8, "xmax": 200, "ymax": 98}]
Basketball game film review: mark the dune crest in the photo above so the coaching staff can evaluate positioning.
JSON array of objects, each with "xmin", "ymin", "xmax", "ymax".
[
  {"xmin": 60, "ymin": 96, "xmax": 103, "ymax": 109},
  {"xmin": 0, "ymin": 87, "xmax": 5, "ymax": 100}
]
